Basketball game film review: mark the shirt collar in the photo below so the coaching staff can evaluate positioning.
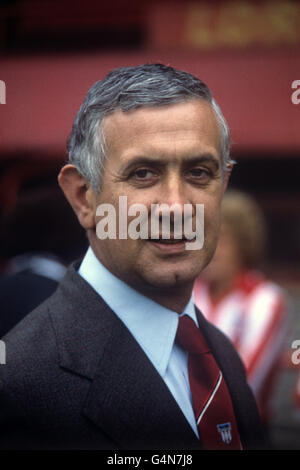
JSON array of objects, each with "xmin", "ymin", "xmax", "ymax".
[{"xmin": 78, "ymin": 247, "xmax": 198, "ymax": 377}]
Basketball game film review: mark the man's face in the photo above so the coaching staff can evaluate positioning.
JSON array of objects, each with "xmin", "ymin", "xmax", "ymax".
[{"xmin": 89, "ymin": 99, "xmax": 229, "ymax": 293}]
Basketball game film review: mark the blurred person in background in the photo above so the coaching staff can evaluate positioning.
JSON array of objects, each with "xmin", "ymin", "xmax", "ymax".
[{"xmin": 194, "ymin": 189, "xmax": 289, "ymax": 432}]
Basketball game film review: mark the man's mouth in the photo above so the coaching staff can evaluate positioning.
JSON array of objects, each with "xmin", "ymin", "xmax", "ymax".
[
  {"xmin": 148, "ymin": 234, "xmax": 196, "ymax": 243},
  {"xmin": 146, "ymin": 235, "xmax": 196, "ymax": 252},
  {"xmin": 149, "ymin": 238, "xmax": 186, "ymax": 244}
]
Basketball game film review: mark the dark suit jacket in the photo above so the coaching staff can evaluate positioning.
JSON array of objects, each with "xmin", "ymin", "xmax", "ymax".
[{"xmin": 0, "ymin": 262, "xmax": 264, "ymax": 450}]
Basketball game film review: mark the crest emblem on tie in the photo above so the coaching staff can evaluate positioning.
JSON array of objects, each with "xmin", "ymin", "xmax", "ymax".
[{"xmin": 217, "ymin": 422, "xmax": 232, "ymax": 444}]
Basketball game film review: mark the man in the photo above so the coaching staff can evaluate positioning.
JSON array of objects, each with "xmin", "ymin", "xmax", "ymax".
[{"xmin": 0, "ymin": 64, "xmax": 264, "ymax": 450}]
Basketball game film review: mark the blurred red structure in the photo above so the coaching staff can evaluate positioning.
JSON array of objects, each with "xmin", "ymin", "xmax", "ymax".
[{"xmin": 0, "ymin": 47, "xmax": 299, "ymax": 158}]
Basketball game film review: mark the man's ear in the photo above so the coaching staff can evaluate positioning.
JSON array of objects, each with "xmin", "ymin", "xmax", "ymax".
[
  {"xmin": 222, "ymin": 163, "xmax": 233, "ymax": 194},
  {"xmin": 58, "ymin": 164, "xmax": 96, "ymax": 229}
]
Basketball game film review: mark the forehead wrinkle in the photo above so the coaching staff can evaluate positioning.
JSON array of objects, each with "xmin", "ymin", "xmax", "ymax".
[
  {"xmin": 106, "ymin": 128, "xmax": 212, "ymax": 155},
  {"xmin": 111, "ymin": 128, "xmax": 220, "ymax": 157},
  {"xmin": 102, "ymin": 100, "xmax": 219, "ymax": 139},
  {"xmin": 119, "ymin": 144, "xmax": 219, "ymax": 162}
]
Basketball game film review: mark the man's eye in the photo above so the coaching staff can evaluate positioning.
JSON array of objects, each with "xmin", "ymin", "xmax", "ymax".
[
  {"xmin": 189, "ymin": 168, "xmax": 210, "ymax": 178},
  {"xmin": 132, "ymin": 169, "xmax": 154, "ymax": 179},
  {"xmin": 125, "ymin": 167, "xmax": 159, "ymax": 186},
  {"xmin": 185, "ymin": 167, "xmax": 213, "ymax": 185}
]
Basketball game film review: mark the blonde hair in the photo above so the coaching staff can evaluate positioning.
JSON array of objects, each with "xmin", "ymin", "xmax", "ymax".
[{"xmin": 221, "ymin": 190, "xmax": 267, "ymax": 269}]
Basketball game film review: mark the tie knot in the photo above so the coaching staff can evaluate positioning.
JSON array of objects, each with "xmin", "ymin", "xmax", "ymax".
[{"xmin": 176, "ymin": 315, "xmax": 211, "ymax": 355}]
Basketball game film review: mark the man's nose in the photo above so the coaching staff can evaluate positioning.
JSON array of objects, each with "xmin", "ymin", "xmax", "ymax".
[
  {"xmin": 157, "ymin": 174, "xmax": 193, "ymax": 225},
  {"xmin": 160, "ymin": 173, "xmax": 188, "ymax": 209}
]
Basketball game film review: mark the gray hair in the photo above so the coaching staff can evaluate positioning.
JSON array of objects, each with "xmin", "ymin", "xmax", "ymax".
[{"xmin": 67, "ymin": 63, "xmax": 233, "ymax": 192}]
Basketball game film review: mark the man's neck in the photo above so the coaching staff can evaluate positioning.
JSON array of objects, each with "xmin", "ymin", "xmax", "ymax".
[{"xmin": 123, "ymin": 278, "xmax": 194, "ymax": 314}]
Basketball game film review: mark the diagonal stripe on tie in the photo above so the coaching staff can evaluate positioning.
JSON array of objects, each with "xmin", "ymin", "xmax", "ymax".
[
  {"xmin": 197, "ymin": 371, "xmax": 222, "ymax": 425},
  {"xmin": 176, "ymin": 315, "xmax": 242, "ymax": 450}
]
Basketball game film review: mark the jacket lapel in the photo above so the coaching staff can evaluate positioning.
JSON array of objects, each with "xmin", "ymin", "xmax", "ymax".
[
  {"xmin": 82, "ymin": 311, "xmax": 200, "ymax": 450},
  {"xmin": 50, "ymin": 264, "xmax": 201, "ymax": 450}
]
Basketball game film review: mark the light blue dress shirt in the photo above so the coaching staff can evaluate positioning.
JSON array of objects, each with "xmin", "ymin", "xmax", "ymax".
[{"xmin": 79, "ymin": 246, "xmax": 199, "ymax": 437}]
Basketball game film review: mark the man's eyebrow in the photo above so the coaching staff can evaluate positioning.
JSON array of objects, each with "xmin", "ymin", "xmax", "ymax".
[
  {"xmin": 120, "ymin": 157, "xmax": 167, "ymax": 174},
  {"xmin": 183, "ymin": 155, "xmax": 220, "ymax": 170},
  {"xmin": 120, "ymin": 154, "xmax": 221, "ymax": 173}
]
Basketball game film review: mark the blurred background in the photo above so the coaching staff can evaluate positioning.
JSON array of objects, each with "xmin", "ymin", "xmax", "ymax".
[{"xmin": 0, "ymin": 0, "xmax": 300, "ymax": 449}]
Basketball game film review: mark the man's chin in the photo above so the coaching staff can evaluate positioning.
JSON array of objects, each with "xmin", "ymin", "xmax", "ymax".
[{"xmin": 136, "ymin": 268, "xmax": 198, "ymax": 291}]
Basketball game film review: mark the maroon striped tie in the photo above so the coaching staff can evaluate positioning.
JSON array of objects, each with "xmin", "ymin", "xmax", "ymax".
[{"xmin": 176, "ymin": 315, "xmax": 242, "ymax": 450}]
